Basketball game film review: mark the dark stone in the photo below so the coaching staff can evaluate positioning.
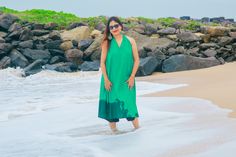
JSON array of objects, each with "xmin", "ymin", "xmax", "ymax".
[
  {"xmin": 78, "ymin": 39, "xmax": 94, "ymax": 51},
  {"xmin": 48, "ymin": 49, "xmax": 65, "ymax": 56},
  {"xmin": 0, "ymin": 43, "xmax": 13, "ymax": 57},
  {"xmin": 43, "ymin": 62, "xmax": 78, "ymax": 72},
  {"xmin": 22, "ymin": 48, "xmax": 51, "ymax": 61},
  {"xmin": 19, "ymin": 28, "xmax": 33, "ymax": 41},
  {"xmin": 177, "ymin": 32, "xmax": 201, "ymax": 42},
  {"xmin": 202, "ymin": 49, "xmax": 217, "ymax": 57},
  {"xmin": 49, "ymin": 56, "xmax": 66, "ymax": 64},
  {"xmin": 45, "ymin": 39, "xmax": 62, "ymax": 49},
  {"xmin": 9, "ymin": 49, "xmax": 29, "ymax": 68},
  {"xmin": 32, "ymin": 29, "xmax": 49, "ymax": 36},
  {"xmin": 0, "ymin": 14, "xmax": 19, "ymax": 31},
  {"xmin": 32, "ymin": 23, "xmax": 45, "ymax": 30},
  {"xmin": 162, "ymin": 54, "xmax": 221, "ymax": 72},
  {"xmin": 136, "ymin": 56, "xmax": 158, "ymax": 76},
  {"xmin": 66, "ymin": 22, "xmax": 87, "ymax": 30},
  {"xmin": 157, "ymin": 27, "xmax": 176, "ymax": 35},
  {"xmin": 199, "ymin": 43, "xmax": 220, "ymax": 50},
  {"xmin": 79, "ymin": 60, "xmax": 100, "ymax": 71},
  {"xmin": 0, "ymin": 56, "xmax": 11, "ymax": 69},
  {"xmin": 23, "ymin": 59, "xmax": 44, "ymax": 76},
  {"xmin": 218, "ymin": 36, "xmax": 233, "ymax": 46},
  {"xmin": 44, "ymin": 23, "xmax": 58, "ymax": 30},
  {"xmin": 18, "ymin": 40, "xmax": 33, "ymax": 49}
]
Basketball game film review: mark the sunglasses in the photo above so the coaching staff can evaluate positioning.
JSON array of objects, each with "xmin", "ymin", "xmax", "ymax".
[{"xmin": 109, "ymin": 24, "xmax": 120, "ymax": 30}]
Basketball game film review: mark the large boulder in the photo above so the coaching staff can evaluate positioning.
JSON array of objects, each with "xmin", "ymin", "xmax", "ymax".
[
  {"xmin": 79, "ymin": 60, "xmax": 100, "ymax": 71},
  {"xmin": 136, "ymin": 56, "xmax": 158, "ymax": 76},
  {"xmin": 0, "ymin": 43, "xmax": 13, "ymax": 57},
  {"xmin": 177, "ymin": 32, "xmax": 201, "ymax": 42},
  {"xmin": 60, "ymin": 26, "xmax": 90, "ymax": 42},
  {"xmin": 0, "ymin": 14, "xmax": 19, "ymax": 31},
  {"xmin": 84, "ymin": 34, "xmax": 103, "ymax": 58},
  {"xmin": 43, "ymin": 62, "xmax": 78, "ymax": 72},
  {"xmin": 162, "ymin": 54, "xmax": 221, "ymax": 72},
  {"xmin": 23, "ymin": 59, "xmax": 44, "ymax": 76},
  {"xmin": 9, "ymin": 49, "xmax": 29, "ymax": 68},
  {"xmin": 65, "ymin": 49, "xmax": 83, "ymax": 65},
  {"xmin": 126, "ymin": 30, "xmax": 177, "ymax": 52},
  {"xmin": 21, "ymin": 48, "xmax": 51, "ymax": 61},
  {"xmin": 200, "ymin": 26, "xmax": 230, "ymax": 37}
]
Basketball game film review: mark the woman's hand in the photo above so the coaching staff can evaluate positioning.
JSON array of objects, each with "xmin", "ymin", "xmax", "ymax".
[
  {"xmin": 104, "ymin": 77, "xmax": 112, "ymax": 91},
  {"xmin": 126, "ymin": 75, "xmax": 135, "ymax": 89}
]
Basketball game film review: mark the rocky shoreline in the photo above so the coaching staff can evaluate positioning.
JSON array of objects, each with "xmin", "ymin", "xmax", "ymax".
[{"xmin": 0, "ymin": 13, "xmax": 236, "ymax": 77}]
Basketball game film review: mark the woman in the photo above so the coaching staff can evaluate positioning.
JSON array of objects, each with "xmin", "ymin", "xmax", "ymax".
[{"xmin": 98, "ymin": 16, "xmax": 140, "ymax": 133}]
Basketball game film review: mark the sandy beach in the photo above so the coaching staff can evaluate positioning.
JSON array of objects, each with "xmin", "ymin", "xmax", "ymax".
[{"xmin": 136, "ymin": 62, "xmax": 236, "ymax": 118}]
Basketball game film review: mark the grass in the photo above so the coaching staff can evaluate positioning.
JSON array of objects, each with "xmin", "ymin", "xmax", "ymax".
[{"xmin": 0, "ymin": 6, "xmax": 223, "ymax": 31}]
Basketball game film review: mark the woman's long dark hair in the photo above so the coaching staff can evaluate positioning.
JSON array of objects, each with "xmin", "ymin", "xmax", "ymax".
[{"xmin": 101, "ymin": 16, "xmax": 124, "ymax": 50}]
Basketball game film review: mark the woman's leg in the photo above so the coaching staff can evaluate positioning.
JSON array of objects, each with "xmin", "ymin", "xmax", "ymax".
[
  {"xmin": 131, "ymin": 118, "xmax": 140, "ymax": 129},
  {"xmin": 107, "ymin": 118, "xmax": 119, "ymax": 132}
]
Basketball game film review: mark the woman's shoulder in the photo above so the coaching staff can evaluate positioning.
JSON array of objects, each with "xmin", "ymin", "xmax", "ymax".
[{"xmin": 124, "ymin": 35, "xmax": 135, "ymax": 45}]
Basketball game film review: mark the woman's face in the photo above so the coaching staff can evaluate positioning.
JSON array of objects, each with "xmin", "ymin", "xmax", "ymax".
[{"xmin": 109, "ymin": 21, "xmax": 122, "ymax": 36}]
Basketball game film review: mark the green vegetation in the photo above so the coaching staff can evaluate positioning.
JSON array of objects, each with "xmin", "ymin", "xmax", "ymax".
[{"xmin": 0, "ymin": 6, "xmax": 222, "ymax": 31}]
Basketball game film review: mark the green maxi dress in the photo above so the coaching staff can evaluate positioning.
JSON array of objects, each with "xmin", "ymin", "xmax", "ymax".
[{"xmin": 98, "ymin": 34, "xmax": 139, "ymax": 121}]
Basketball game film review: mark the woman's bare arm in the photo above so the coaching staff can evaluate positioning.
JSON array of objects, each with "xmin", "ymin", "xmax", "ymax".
[
  {"xmin": 129, "ymin": 37, "xmax": 140, "ymax": 77},
  {"xmin": 100, "ymin": 40, "xmax": 109, "ymax": 80}
]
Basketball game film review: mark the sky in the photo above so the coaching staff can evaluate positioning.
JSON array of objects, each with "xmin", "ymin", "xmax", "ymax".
[{"xmin": 0, "ymin": 0, "xmax": 235, "ymax": 20}]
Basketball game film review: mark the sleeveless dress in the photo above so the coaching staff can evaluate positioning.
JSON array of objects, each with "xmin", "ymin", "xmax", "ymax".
[{"xmin": 98, "ymin": 34, "xmax": 139, "ymax": 121}]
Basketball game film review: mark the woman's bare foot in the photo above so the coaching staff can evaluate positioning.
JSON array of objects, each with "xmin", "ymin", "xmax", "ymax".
[
  {"xmin": 131, "ymin": 118, "xmax": 140, "ymax": 129},
  {"xmin": 109, "ymin": 122, "xmax": 118, "ymax": 132}
]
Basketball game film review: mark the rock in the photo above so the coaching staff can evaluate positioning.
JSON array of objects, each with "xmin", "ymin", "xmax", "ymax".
[
  {"xmin": 177, "ymin": 32, "xmax": 201, "ymax": 42},
  {"xmin": 9, "ymin": 49, "xmax": 29, "ymax": 68},
  {"xmin": 126, "ymin": 30, "xmax": 177, "ymax": 52},
  {"xmin": 78, "ymin": 39, "xmax": 94, "ymax": 51},
  {"xmin": 199, "ymin": 43, "xmax": 220, "ymax": 50},
  {"xmin": 60, "ymin": 26, "xmax": 90, "ymax": 42},
  {"xmin": 48, "ymin": 49, "xmax": 65, "ymax": 56},
  {"xmin": 186, "ymin": 47, "xmax": 199, "ymax": 55},
  {"xmin": 90, "ymin": 30, "xmax": 102, "ymax": 38},
  {"xmin": 132, "ymin": 24, "xmax": 146, "ymax": 34},
  {"xmin": 144, "ymin": 23, "xmax": 158, "ymax": 35},
  {"xmin": 84, "ymin": 35, "xmax": 103, "ymax": 58},
  {"xmin": 66, "ymin": 22, "xmax": 87, "ymax": 30},
  {"xmin": 175, "ymin": 46, "xmax": 186, "ymax": 54},
  {"xmin": 229, "ymin": 32, "xmax": 236, "ymax": 38},
  {"xmin": 0, "ymin": 43, "xmax": 13, "ymax": 57},
  {"xmin": 202, "ymin": 49, "xmax": 217, "ymax": 57},
  {"xmin": 0, "ymin": 37, "xmax": 5, "ymax": 43},
  {"xmin": 79, "ymin": 60, "xmax": 100, "ymax": 71},
  {"xmin": 60, "ymin": 41, "xmax": 73, "ymax": 51},
  {"xmin": 90, "ymin": 47, "xmax": 102, "ymax": 61},
  {"xmin": 32, "ymin": 23, "xmax": 45, "ymax": 30},
  {"xmin": 49, "ymin": 31, "xmax": 61, "ymax": 40},
  {"xmin": 19, "ymin": 28, "xmax": 33, "ymax": 41},
  {"xmin": 32, "ymin": 29, "xmax": 49, "ymax": 36},
  {"xmin": 49, "ymin": 56, "xmax": 66, "ymax": 64},
  {"xmin": 157, "ymin": 27, "xmax": 176, "ymax": 35},
  {"xmin": 44, "ymin": 22, "xmax": 58, "ymax": 30},
  {"xmin": 8, "ymin": 22, "xmax": 22, "ymax": 33},
  {"xmin": 0, "ymin": 56, "xmax": 11, "ymax": 69},
  {"xmin": 200, "ymin": 26, "xmax": 229, "ymax": 37},
  {"xmin": 22, "ymin": 48, "xmax": 51, "ymax": 61},
  {"xmin": 18, "ymin": 40, "xmax": 33, "ymax": 48},
  {"xmin": 218, "ymin": 36, "xmax": 233, "ymax": 46},
  {"xmin": 136, "ymin": 56, "xmax": 158, "ymax": 76},
  {"xmin": 0, "ymin": 14, "xmax": 19, "ymax": 31},
  {"xmin": 43, "ymin": 62, "xmax": 78, "ymax": 72},
  {"xmin": 0, "ymin": 31, "xmax": 7, "ymax": 38},
  {"xmin": 65, "ymin": 49, "xmax": 83, "ymax": 65},
  {"xmin": 166, "ymin": 35, "xmax": 177, "ymax": 41},
  {"xmin": 94, "ymin": 22, "xmax": 106, "ymax": 32},
  {"xmin": 23, "ymin": 59, "xmax": 44, "ymax": 76},
  {"xmin": 162, "ymin": 54, "xmax": 221, "ymax": 72},
  {"xmin": 45, "ymin": 39, "xmax": 62, "ymax": 50}
]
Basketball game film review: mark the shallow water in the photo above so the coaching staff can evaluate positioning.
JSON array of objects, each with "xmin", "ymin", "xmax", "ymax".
[{"xmin": 0, "ymin": 67, "xmax": 236, "ymax": 157}]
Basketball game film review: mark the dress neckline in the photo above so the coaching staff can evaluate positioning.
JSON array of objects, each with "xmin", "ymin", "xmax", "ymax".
[{"xmin": 113, "ymin": 34, "xmax": 124, "ymax": 48}]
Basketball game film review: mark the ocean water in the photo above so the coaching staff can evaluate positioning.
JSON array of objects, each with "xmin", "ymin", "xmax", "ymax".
[{"xmin": 0, "ymin": 67, "xmax": 236, "ymax": 157}]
